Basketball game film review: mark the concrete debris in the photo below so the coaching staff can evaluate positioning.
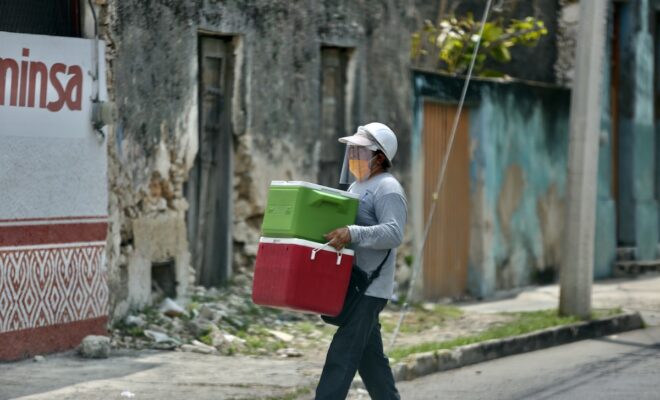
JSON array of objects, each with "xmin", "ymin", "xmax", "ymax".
[
  {"xmin": 125, "ymin": 315, "xmax": 147, "ymax": 328},
  {"xmin": 144, "ymin": 330, "xmax": 180, "ymax": 345},
  {"xmin": 276, "ymin": 348, "xmax": 303, "ymax": 358},
  {"xmin": 152, "ymin": 342, "xmax": 178, "ymax": 351},
  {"xmin": 208, "ymin": 331, "xmax": 229, "ymax": 347},
  {"xmin": 180, "ymin": 344, "xmax": 196, "ymax": 353},
  {"xmin": 120, "ymin": 390, "xmax": 136, "ymax": 398},
  {"xmin": 181, "ymin": 341, "xmax": 217, "ymax": 355},
  {"xmin": 160, "ymin": 298, "xmax": 186, "ymax": 317},
  {"xmin": 79, "ymin": 335, "xmax": 111, "ymax": 359},
  {"xmin": 33, "ymin": 355, "xmax": 45, "ymax": 362},
  {"xmin": 192, "ymin": 340, "xmax": 217, "ymax": 352},
  {"xmin": 221, "ymin": 333, "xmax": 246, "ymax": 345},
  {"xmin": 147, "ymin": 324, "xmax": 168, "ymax": 334},
  {"xmin": 112, "ymin": 270, "xmax": 324, "ymax": 357},
  {"xmin": 198, "ymin": 304, "xmax": 216, "ymax": 321},
  {"xmin": 268, "ymin": 330, "xmax": 294, "ymax": 342},
  {"xmin": 186, "ymin": 318, "xmax": 218, "ymax": 338}
]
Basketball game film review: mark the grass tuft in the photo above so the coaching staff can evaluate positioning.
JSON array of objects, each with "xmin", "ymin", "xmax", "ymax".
[{"xmin": 388, "ymin": 308, "xmax": 622, "ymax": 361}]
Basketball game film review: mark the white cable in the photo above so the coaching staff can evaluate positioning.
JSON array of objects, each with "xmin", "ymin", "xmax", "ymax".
[{"xmin": 388, "ymin": 0, "xmax": 494, "ymax": 350}]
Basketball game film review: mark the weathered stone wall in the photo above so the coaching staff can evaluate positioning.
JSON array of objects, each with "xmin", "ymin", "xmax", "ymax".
[
  {"xmin": 96, "ymin": 0, "xmax": 436, "ymax": 319},
  {"xmin": 554, "ymin": 0, "xmax": 579, "ymax": 86}
]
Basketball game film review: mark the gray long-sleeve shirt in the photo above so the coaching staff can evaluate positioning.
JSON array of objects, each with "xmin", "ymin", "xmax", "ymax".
[{"xmin": 347, "ymin": 172, "xmax": 408, "ymax": 299}]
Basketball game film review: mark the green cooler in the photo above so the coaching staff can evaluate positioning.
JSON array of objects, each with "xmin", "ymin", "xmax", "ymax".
[{"xmin": 261, "ymin": 181, "xmax": 360, "ymax": 243}]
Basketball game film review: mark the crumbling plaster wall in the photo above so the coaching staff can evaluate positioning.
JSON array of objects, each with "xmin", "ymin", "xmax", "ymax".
[
  {"xmin": 97, "ymin": 0, "xmax": 432, "ymax": 319},
  {"xmin": 95, "ymin": 0, "xmax": 201, "ymax": 319}
]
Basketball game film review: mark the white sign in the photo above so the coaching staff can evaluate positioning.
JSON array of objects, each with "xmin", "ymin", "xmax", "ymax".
[
  {"xmin": 0, "ymin": 31, "xmax": 108, "ymax": 221},
  {"xmin": 0, "ymin": 31, "xmax": 107, "ymax": 139}
]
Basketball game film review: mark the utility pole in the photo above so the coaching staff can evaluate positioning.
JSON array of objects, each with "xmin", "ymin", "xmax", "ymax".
[{"xmin": 559, "ymin": 0, "xmax": 608, "ymax": 318}]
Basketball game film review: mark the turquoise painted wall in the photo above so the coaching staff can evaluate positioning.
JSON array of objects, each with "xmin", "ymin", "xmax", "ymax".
[
  {"xmin": 412, "ymin": 0, "xmax": 657, "ymax": 297},
  {"xmin": 413, "ymin": 69, "xmax": 623, "ymax": 297},
  {"xmin": 468, "ymin": 85, "xmax": 570, "ymax": 296},
  {"xmin": 594, "ymin": 3, "xmax": 618, "ymax": 279},
  {"xmin": 413, "ymin": 74, "xmax": 575, "ymax": 298},
  {"xmin": 614, "ymin": 0, "xmax": 658, "ymax": 261}
]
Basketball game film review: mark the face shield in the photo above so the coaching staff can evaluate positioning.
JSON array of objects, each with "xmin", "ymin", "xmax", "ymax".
[{"xmin": 339, "ymin": 144, "xmax": 378, "ymax": 185}]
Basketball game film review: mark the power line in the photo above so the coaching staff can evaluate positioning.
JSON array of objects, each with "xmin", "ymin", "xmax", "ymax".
[{"xmin": 388, "ymin": 0, "xmax": 495, "ymax": 351}]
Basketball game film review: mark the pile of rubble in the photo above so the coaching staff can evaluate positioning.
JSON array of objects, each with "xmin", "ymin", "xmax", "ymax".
[
  {"xmin": 111, "ymin": 271, "xmax": 333, "ymax": 358},
  {"xmin": 110, "ymin": 271, "xmax": 507, "ymax": 362}
]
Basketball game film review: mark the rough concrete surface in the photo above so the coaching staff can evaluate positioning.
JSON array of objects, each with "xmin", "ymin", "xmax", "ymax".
[
  {"xmin": 393, "ymin": 326, "xmax": 660, "ymax": 400},
  {"xmin": 459, "ymin": 273, "xmax": 660, "ymax": 326},
  {"xmin": 0, "ymin": 351, "xmax": 321, "ymax": 400},
  {"xmin": 1, "ymin": 274, "xmax": 658, "ymax": 400},
  {"xmin": 390, "ymin": 312, "xmax": 643, "ymax": 383}
]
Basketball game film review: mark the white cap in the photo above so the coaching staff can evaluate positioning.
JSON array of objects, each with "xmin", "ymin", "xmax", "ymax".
[
  {"xmin": 339, "ymin": 122, "xmax": 398, "ymax": 163},
  {"xmin": 338, "ymin": 129, "xmax": 379, "ymax": 151}
]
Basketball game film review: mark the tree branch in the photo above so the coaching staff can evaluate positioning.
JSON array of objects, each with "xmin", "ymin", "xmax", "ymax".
[{"xmin": 483, "ymin": 24, "xmax": 546, "ymax": 49}]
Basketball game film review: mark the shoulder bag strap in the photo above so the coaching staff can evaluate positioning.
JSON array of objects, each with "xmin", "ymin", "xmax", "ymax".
[{"xmin": 366, "ymin": 249, "xmax": 392, "ymax": 285}]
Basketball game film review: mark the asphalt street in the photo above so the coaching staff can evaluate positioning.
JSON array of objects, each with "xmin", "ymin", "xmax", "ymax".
[{"xmin": 397, "ymin": 326, "xmax": 660, "ymax": 400}]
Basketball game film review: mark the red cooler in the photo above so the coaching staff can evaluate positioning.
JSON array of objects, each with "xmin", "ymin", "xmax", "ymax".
[{"xmin": 252, "ymin": 237, "xmax": 354, "ymax": 316}]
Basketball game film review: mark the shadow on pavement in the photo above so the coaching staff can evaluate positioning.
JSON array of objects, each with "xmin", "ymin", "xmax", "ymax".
[{"xmin": 0, "ymin": 350, "xmax": 162, "ymax": 400}]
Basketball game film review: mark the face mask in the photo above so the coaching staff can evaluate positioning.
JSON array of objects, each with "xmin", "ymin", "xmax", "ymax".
[{"xmin": 348, "ymin": 156, "xmax": 377, "ymax": 181}]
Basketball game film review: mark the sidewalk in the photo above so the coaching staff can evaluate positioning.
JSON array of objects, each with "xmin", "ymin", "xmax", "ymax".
[
  {"xmin": 1, "ymin": 274, "xmax": 658, "ymax": 400},
  {"xmin": 458, "ymin": 273, "xmax": 660, "ymax": 326}
]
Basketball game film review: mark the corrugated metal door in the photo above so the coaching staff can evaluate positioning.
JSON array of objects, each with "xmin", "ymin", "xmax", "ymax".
[{"xmin": 422, "ymin": 101, "xmax": 470, "ymax": 299}]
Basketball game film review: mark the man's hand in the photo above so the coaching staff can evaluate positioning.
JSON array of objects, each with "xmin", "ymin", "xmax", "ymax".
[{"xmin": 324, "ymin": 227, "xmax": 351, "ymax": 251}]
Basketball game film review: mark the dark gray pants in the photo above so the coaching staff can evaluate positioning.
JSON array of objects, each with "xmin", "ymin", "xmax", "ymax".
[{"xmin": 315, "ymin": 295, "xmax": 400, "ymax": 400}]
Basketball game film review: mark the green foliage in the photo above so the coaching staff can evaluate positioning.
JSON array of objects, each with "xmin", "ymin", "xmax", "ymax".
[
  {"xmin": 411, "ymin": 14, "xmax": 548, "ymax": 76},
  {"xmin": 389, "ymin": 309, "xmax": 587, "ymax": 361},
  {"xmin": 294, "ymin": 321, "xmax": 317, "ymax": 335},
  {"xmin": 126, "ymin": 326, "xmax": 145, "ymax": 337},
  {"xmin": 198, "ymin": 333, "xmax": 214, "ymax": 346},
  {"xmin": 112, "ymin": 305, "xmax": 162, "ymax": 337},
  {"xmin": 380, "ymin": 304, "xmax": 464, "ymax": 334},
  {"xmin": 591, "ymin": 307, "xmax": 624, "ymax": 319},
  {"xmin": 233, "ymin": 326, "xmax": 287, "ymax": 355}
]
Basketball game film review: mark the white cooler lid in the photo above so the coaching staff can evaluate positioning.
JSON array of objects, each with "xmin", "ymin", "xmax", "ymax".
[
  {"xmin": 270, "ymin": 180, "xmax": 360, "ymax": 200},
  {"xmin": 259, "ymin": 237, "xmax": 354, "ymax": 256}
]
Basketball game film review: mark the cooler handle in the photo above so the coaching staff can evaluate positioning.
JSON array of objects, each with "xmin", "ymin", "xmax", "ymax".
[
  {"xmin": 308, "ymin": 192, "xmax": 348, "ymax": 213},
  {"xmin": 311, "ymin": 242, "xmax": 343, "ymax": 266}
]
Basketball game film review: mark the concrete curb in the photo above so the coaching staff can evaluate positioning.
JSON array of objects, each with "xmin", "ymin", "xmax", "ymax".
[{"xmin": 388, "ymin": 312, "xmax": 644, "ymax": 382}]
